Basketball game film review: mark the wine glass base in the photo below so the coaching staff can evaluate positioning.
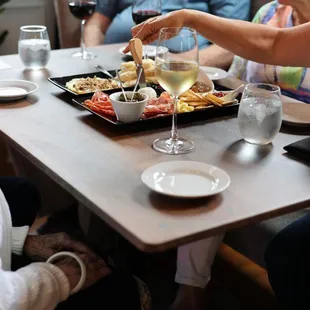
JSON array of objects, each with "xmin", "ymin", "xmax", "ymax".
[
  {"xmin": 71, "ymin": 51, "xmax": 97, "ymax": 60},
  {"xmin": 153, "ymin": 137, "xmax": 195, "ymax": 155}
]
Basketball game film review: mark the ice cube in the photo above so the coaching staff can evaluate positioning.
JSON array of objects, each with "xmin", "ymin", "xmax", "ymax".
[{"xmin": 254, "ymin": 103, "xmax": 267, "ymax": 125}]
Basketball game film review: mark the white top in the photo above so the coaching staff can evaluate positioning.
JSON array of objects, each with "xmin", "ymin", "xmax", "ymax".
[{"xmin": 0, "ymin": 188, "xmax": 70, "ymax": 309}]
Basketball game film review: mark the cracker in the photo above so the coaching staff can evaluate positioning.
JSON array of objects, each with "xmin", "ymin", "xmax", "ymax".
[{"xmin": 187, "ymin": 101, "xmax": 210, "ymax": 107}]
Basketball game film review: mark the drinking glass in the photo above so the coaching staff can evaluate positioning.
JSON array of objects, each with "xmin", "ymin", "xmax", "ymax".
[
  {"xmin": 238, "ymin": 83, "xmax": 282, "ymax": 145},
  {"xmin": 153, "ymin": 27, "xmax": 199, "ymax": 154},
  {"xmin": 132, "ymin": 0, "xmax": 162, "ymax": 25},
  {"xmin": 18, "ymin": 25, "xmax": 51, "ymax": 70},
  {"xmin": 68, "ymin": 0, "xmax": 97, "ymax": 59}
]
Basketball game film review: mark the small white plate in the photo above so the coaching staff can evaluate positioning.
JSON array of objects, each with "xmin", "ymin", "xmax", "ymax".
[
  {"xmin": 119, "ymin": 45, "xmax": 166, "ymax": 58},
  {"xmin": 0, "ymin": 80, "xmax": 38, "ymax": 101},
  {"xmin": 200, "ymin": 66, "xmax": 228, "ymax": 81},
  {"xmin": 282, "ymin": 101, "xmax": 310, "ymax": 126},
  {"xmin": 141, "ymin": 161, "xmax": 231, "ymax": 198}
]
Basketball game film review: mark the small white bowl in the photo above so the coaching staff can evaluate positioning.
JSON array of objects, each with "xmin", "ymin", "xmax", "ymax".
[{"xmin": 109, "ymin": 91, "xmax": 149, "ymax": 123}]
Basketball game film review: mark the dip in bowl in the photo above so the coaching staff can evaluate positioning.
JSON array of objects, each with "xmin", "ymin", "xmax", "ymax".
[{"xmin": 109, "ymin": 91, "xmax": 149, "ymax": 123}]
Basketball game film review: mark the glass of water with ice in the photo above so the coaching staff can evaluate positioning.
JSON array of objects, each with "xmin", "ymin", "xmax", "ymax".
[
  {"xmin": 18, "ymin": 25, "xmax": 51, "ymax": 70},
  {"xmin": 238, "ymin": 83, "xmax": 282, "ymax": 145}
]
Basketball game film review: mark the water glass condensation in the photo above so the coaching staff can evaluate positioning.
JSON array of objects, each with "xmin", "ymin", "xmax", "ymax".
[
  {"xmin": 18, "ymin": 25, "xmax": 51, "ymax": 70},
  {"xmin": 238, "ymin": 83, "xmax": 282, "ymax": 145}
]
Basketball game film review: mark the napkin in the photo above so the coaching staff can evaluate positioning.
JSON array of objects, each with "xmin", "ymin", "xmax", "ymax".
[
  {"xmin": 0, "ymin": 59, "xmax": 12, "ymax": 70},
  {"xmin": 284, "ymin": 137, "xmax": 310, "ymax": 161}
]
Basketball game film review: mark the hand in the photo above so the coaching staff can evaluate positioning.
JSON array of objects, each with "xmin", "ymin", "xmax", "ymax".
[
  {"xmin": 55, "ymin": 254, "xmax": 111, "ymax": 291},
  {"xmin": 24, "ymin": 233, "xmax": 99, "ymax": 262},
  {"xmin": 123, "ymin": 10, "xmax": 187, "ymax": 53}
]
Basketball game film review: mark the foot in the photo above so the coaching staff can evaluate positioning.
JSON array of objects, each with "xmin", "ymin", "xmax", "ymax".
[{"xmin": 169, "ymin": 284, "xmax": 206, "ymax": 310}]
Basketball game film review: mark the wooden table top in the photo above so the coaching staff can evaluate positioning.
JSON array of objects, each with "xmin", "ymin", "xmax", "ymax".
[{"xmin": 0, "ymin": 44, "xmax": 309, "ymax": 252}]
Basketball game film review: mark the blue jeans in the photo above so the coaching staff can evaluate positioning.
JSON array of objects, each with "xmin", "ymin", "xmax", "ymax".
[{"xmin": 265, "ymin": 213, "xmax": 310, "ymax": 310}]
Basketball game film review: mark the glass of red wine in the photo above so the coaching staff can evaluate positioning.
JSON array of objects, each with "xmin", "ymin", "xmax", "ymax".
[
  {"xmin": 132, "ymin": 0, "xmax": 162, "ymax": 25},
  {"xmin": 132, "ymin": 0, "xmax": 162, "ymax": 58},
  {"xmin": 68, "ymin": 0, "xmax": 97, "ymax": 59}
]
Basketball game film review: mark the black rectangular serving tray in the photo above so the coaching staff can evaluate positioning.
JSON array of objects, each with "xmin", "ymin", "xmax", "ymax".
[
  {"xmin": 72, "ymin": 83, "xmax": 240, "ymax": 128},
  {"xmin": 48, "ymin": 70, "xmax": 126, "ymax": 96}
]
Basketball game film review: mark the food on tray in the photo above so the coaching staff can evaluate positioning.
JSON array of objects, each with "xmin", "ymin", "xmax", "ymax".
[
  {"xmin": 190, "ymin": 81, "xmax": 212, "ymax": 93},
  {"xmin": 177, "ymin": 101, "xmax": 195, "ymax": 113},
  {"xmin": 121, "ymin": 58, "xmax": 154, "ymax": 71},
  {"xmin": 119, "ymin": 59, "xmax": 157, "ymax": 87},
  {"xmin": 83, "ymin": 91, "xmax": 172, "ymax": 119},
  {"xmin": 66, "ymin": 77, "xmax": 119, "ymax": 94},
  {"xmin": 118, "ymin": 92, "xmax": 145, "ymax": 102},
  {"xmin": 138, "ymin": 87, "xmax": 157, "ymax": 99},
  {"xmin": 84, "ymin": 91, "xmax": 115, "ymax": 116},
  {"xmin": 179, "ymin": 89, "xmax": 236, "ymax": 109},
  {"xmin": 213, "ymin": 91, "xmax": 225, "ymax": 98},
  {"xmin": 143, "ymin": 92, "xmax": 174, "ymax": 118},
  {"xmin": 82, "ymin": 86, "xmax": 237, "ymax": 120}
]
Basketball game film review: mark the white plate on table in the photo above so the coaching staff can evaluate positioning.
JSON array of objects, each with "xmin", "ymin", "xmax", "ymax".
[
  {"xmin": 0, "ymin": 80, "xmax": 38, "ymax": 101},
  {"xmin": 282, "ymin": 101, "xmax": 310, "ymax": 126},
  {"xmin": 141, "ymin": 161, "xmax": 231, "ymax": 198},
  {"xmin": 200, "ymin": 66, "xmax": 228, "ymax": 81}
]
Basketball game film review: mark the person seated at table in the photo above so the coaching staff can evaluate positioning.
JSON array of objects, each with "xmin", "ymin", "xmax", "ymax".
[
  {"xmin": 125, "ymin": 6, "xmax": 310, "ymax": 72},
  {"xmin": 171, "ymin": 236, "xmax": 224, "ymax": 310},
  {"xmin": 265, "ymin": 213, "xmax": 310, "ymax": 309},
  {"xmin": 228, "ymin": 0, "xmax": 310, "ymax": 103},
  {"xmin": 84, "ymin": 0, "xmax": 251, "ymax": 69},
  {"xmin": 124, "ymin": 6, "xmax": 310, "ymax": 310},
  {"xmin": 0, "ymin": 176, "xmax": 149, "ymax": 310}
]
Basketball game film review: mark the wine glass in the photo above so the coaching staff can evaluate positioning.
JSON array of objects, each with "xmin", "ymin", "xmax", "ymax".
[
  {"xmin": 132, "ymin": 0, "xmax": 162, "ymax": 25},
  {"xmin": 68, "ymin": 0, "xmax": 97, "ymax": 59},
  {"xmin": 153, "ymin": 27, "xmax": 199, "ymax": 154},
  {"xmin": 132, "ymin": 0, "xmax": 162, "ymax": 58}
]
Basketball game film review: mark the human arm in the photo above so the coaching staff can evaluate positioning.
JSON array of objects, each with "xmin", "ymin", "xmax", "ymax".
[
  {"xmin": 84, "ymin": 0, "xmax": 127, "ymax": 46},
  {"xmin": 127, "ymin": 9, "xmax": 310, "ymax": 68},
  {"xmin": 24, "ymin": 232, "xmax": 99, "ymax": 261},
  {"xmin": 197, "ymin": 0, "xmax": 250, "ymax": 69},
  {"xmin": 227, "ymin": 2, "xmax": 273, "ymax": 78},
  {"xmin": 199, "ymin": 44, "xmax": 234, "ymax": 69},
  {"xmin": 84, "ymin": 12, "xmax": 111, "ymax": 46},
  {"xmin": 3, "ymin": 230, "xmax": 110, "ymax": 310},
  {"xmin": 0, "ymin": 255, "xmax": 109, "ymax": 310},
  {"xmin": 0, "ymin": 262, "xmax": 70, "ymax": 310}
]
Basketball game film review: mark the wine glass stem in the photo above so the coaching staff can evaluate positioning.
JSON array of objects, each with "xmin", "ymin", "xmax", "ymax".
[
  {"xmin": 170, "ymin": 96, "xmax": 178, "ymax": 141},
  {"xmin": 80, "ymin": 19, "xmax": 86, "ymax": 57}
]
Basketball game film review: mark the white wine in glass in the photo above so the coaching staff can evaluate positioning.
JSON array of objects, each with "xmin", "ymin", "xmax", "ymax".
[{"xmin": 154, "ymin": 28, "xmax": 199, "ymax": 154}]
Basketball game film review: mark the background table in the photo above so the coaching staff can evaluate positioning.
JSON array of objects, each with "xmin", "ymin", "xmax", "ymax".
[{"xmin": 0, "ymin": 44, "xmax": 309, "ymax": 252}]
